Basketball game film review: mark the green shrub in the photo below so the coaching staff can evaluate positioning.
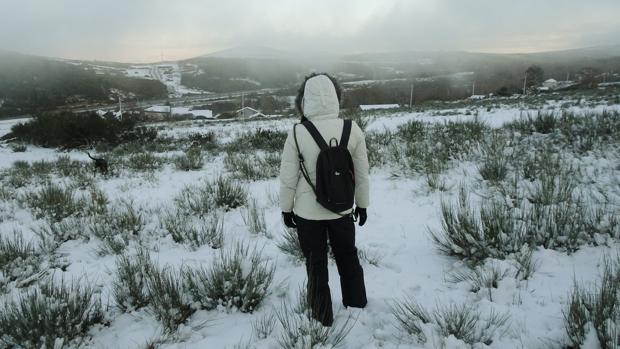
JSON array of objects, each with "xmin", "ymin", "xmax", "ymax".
[
  {"xmin": 447, "ymin": 262, "xmax": 509, "ymax": 302},
  {"xmin": 0, "ymin": 232, "xmax": 40, "ymax": 289},
  {"xmin": 187, "ymin": 132, "xmax": 217, "ymax": 151},
  {"xmin": 209, "ymin": 175, "xmax": 248, "ymax": 210},
  {"xmin": 226, "ymin": 128, "xmax": 287, "ymax": 153},
  {"xmin": 507, "ymin": 112, "xmax": 557, "ymax": 134},
  {"xmin": 184, "ymin": 242, "xmax": 274, "ymax": 313},
  {"xmin": 175, "ymin": 176, "xmax": 247, "ymax": 216},
  {"xmin": 524, "ymin": 200, "xmax": 593, "ymax": 253},
  {"xmin": 23, "ymin": 183, "xmax": 83, "ymax": 221},
  {"xmin": 276, "ymin": 288, "xmax": 354, "ymax": 349},
  {"xmin": 146, "ymin": 265, "xmax": 194, "ymax": 334},
  {"xmin": 113, "ymin": 248, "xmax": 155, "ymax": 312},
  {"xmin": 89, "ymin": 202, "xmax": 144, "ymax": 255},
  {"xmin": 391, "ymin": 298, "xmax": 509, "ymax": 345},
  {"xmin": 5, "ymin": 161, "xmax": 32, "ymax": 187},
  {"xmin": 34, "ymin": 217, "xmax": 89, "ymax": 247},
  {"xmin": 173, "ymin": 148, "xmax": 204, "ymax": 171},
  {"xmin": 564, "ymin": 257, "xmax": 620, "ymax": 349},
  {"xmin": 175, "ymin": 184, "xmax": 215, "ymax": 217},
  {"xmin": 252, "ymin": 311, "xmax": 277, "ymax": 340},
  {"xmin": 31, "ymin": 160, "xmax": 55, "ymax": 179},
  {"xmin": 161, "ymin": 210, "xmax": 223, "ymax": 249},
  {"xmin": 9, "ymin": 111, "xmax": 136, "ymax": 149},
  {"xmin": 277, "ymin": 228, "xmax": 305, "ymax": 263},
  {"xmin": 10, "ymin": 143, "xmax": 27, "ymax": 152},
  {"xmin": 430, "ymin": 189, "xmax": 525, "ymax": 263},
  {"xmin": 394, "ymin": 118, "xmax": 489, "ymax": 175},
  {"xmin": 0, "ymin": 279, "xmax": 104, "ymax": 349},
  {"xmin": 242, "ymin": 199, "xmax": 268, "ymax": 236},
  {"xmin": 478, "ymin": 133, "xmax": 509, "ymax": 183},
  {"xmin": 224, "ymin": 152, "xmax": 280, "ymax": 180},
  {"xmin": 54, "ymin": 155, "xmax": 88, "ymax": 178},
  {"xmin": 127, "ymin": 152, "xmax": 163, "ymax": 172}
]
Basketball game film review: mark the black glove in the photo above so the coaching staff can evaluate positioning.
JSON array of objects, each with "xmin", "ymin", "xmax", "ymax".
[
  {"xmin": 282, "ymin": 212, "xmax": 297, "ymax": 228},
  {"xmin": 354, "ymin": 207, "xmax": 367, "ymax": 226}
]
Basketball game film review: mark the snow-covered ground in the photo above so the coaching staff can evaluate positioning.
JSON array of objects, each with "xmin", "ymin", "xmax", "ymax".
[
  {"xmin": 124, "ymin": 63, "xmax": 206, "ymax": 97},
  {"xmin": 1, "ymin": 96, "xmax": 619, "ymax": 348}
]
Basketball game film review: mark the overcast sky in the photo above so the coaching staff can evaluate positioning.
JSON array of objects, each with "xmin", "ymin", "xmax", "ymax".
[{"xmin": 1, "ymin": 0, "xmax": 619, "ymax": 62}]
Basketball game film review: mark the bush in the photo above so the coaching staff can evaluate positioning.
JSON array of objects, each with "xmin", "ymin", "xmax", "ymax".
[
  {"xmin": 242, "ymin": 199, "xmax": 268, "ymax": 236},
  {"xmin": 113, "ymin": 248, "xmax": 155, "ymax": 312},
  {"xmin": 175, "ymin": 176, "xmax": 247, "ymax": 216},
  {"xmin": 146, "ymin": 265, "xmax": 194, "ymax": 334},
  {"xmin": 525, "ymin": 199, "xmax": 596, "ymax": 253},
  {"xmin": 430, "ymin": 189, "xmax": 525, "ymax": 263},
  {"xmin": 23, "ymin": 183, "xmax": 83, "ymax": 221},
  {"xmin": 9, "ymin": 111, "xmax": 136, "ymax": 149},
  {"xmin": 447, "ymin": 262, "xmax": 509, "ymax": 301},
  {"xmin": 224, "ymin": 152, "xmax": 280, "ymax": 180},
  {"xmin": 0, "ymin": 279, "xmax": 104, "ymax": 349},
  {"xmin": 54, "ymin": 155, "xmax": 88, "ymax": 178},
  {"xmin": 394, "ymin": 119, "xmax": 489, "ymax": 175},
  {"xmin": 526, "ymin": 156, "xmax": 576, "ymax": 205},
  {"xmin": 507, "ymin": 112, "xmax": 557, "ymax": 134},
  {"xmin": 10, "ymin": 143, "xmax": 27, "ymax": 152},
  {"xmin": 478, "ymin": 133, "xmax": 509, "ymax": 183},
  {"xmin": 226, "ymin": 128, "xmax": 287, "ymax": 153},
  {"xmin": 391, "ymin": 297, "xmax": 509, "ymax": 345},
  {"xmin": 187, "ymin": 131, "xmax": 217, "ymax": 150},
  {"xmin": 209, "ymin": 175, "xmax": 248, "ymax": 210},
  {"xmin": 277, "ymin": 228, "xmax": 305, "ymax": 263},
  {"xmin": 276, "ymin": 287, "xmax": 354, "ymax": 349},
  {"xmin": 90, "ymin": 202, "xmax": 144, "ymax": 255},
  {"xmin": 127, "ymin": 152, "xmax": 163, "ymax": 172},
  {"xmin": 175, "ymin": 184, "xmax": 215, "ymax": 217},
  {"xmin": 0, "ymin": 232, "xmax": 40, "ymax": 289},
  {"xmin": 564, "ymin": 256, "xmax": 620, "ymax": 349},
  {"xmin": 34, "ymin": 217, "xmax": 89, "ymax": 248},
  {"xmin": 253, "ymin": 312, "xmax": 277, "ymax": 340},
  {"xmin": 161, "ymin": 210, "xmax": 223, "ymax": 249},
  {"xmin": 184, "ymin": 242, "xmax": 274, "ymax": 313},
  {"xmin": 173, "ymin": 148, "xmax": 204, "ymax": 171},
  {"xmin": 31, "ymin": 160, "xmax": 55, "ymax": 179}
]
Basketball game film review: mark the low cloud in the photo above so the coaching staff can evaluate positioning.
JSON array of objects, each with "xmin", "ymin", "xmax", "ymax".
[{"xmin": 0, "ymin": 0, "xmax": 618, "ymax": 62}]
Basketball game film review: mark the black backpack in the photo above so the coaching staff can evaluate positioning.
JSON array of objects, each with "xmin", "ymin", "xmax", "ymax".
[{"xmin": 293, "ymin": 120, "xmax": 355, "ymax": 214}]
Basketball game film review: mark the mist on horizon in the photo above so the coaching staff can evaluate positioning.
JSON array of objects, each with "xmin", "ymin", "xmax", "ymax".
[{"xmin": 0, "ymin": 0, "xmax": 619, "ymax": 63}]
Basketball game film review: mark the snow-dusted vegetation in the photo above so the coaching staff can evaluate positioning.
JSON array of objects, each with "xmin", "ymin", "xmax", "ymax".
[{"xmin": 0, "ymin": 92, "xmax": 619, "ymax": 348}]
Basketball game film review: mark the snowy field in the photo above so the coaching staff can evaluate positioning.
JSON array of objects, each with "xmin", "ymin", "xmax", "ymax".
[
  {"xmin": 124, "ymin": 63, "xmax": 206, "ymax": 97},
  {"xmin": 0, "ymin": 95, "xmax": 619, "ymax": 349}
]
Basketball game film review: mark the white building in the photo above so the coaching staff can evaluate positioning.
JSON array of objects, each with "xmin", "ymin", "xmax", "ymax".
[
  {"xmin": 359, "ymin": 104, "xmax": 400, "ymax": 111},
  {"xmin": 542, "ymin": 79, "xmax": 559, "ymax": 89},
  {"xmin": 236, "ymin": 106, "xmax": 264, "ymax": 119}
]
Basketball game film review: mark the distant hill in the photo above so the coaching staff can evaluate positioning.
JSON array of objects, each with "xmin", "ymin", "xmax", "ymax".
[
  {"xmin": 179, "ymin": 45, "xmax": 620, "ymax": 96},
  {"xmin": 1, "ymin": 45, "xmax": 618, "ymax": 116},
  {"xmin": 203, "ymin": 45, "xmax": 293, "ymax": 60},
  {"xmin": 0, "ymin": 51, "xmax": 167, "ymax": 118}
]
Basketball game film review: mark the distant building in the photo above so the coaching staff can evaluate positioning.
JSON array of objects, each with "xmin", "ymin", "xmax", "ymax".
[
  {"xmin": 542, "ymin": 79, "xmax": 558, "ymax": 89},
  {"xmin": 144, "ymin": 105, "xmax": 171, "ymax": 121},
  {"xmin": 143, "ymin": 105, "xmax": 214, "ymax": 120},
  {"xmin": 236, "ymin": 106, "xmax": 264, "ymax": 119},
  {"xmin": 359, "ymin": 104, "xmax": 400, "ymax": 111}
]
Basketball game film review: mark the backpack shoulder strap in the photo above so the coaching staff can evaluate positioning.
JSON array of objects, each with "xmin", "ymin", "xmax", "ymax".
[
  {"xmin": 294, "ymin": 123, "xmax": 317, "ymax": 195},
  {"xmin": 302, "ymin": 121, "xmax": 329, "ymax": 151},
  {"xmin": 340, "ymin": 119, "xmax": 352, "ymax": 148}
]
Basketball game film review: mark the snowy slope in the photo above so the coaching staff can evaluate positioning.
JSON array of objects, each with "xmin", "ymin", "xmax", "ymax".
[{"xmin": 1, "ymin": 96, "xmax": 619, "ymax": 349}]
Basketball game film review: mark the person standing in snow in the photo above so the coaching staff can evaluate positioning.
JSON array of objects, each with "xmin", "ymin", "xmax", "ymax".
[{"xmin": 279, "ymin": 73, "xmax": 370, "ymax": 326}]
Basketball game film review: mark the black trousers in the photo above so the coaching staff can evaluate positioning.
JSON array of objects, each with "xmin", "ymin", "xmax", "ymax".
[{"xmin": 296, "ymin": 215, "xmax": 367, "ymax": 326}]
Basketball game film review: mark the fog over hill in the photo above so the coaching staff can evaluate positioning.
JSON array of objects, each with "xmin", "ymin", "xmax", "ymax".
[{"xmin": 1, "ymin": 44, "xmax": 619, "ymax": 117}]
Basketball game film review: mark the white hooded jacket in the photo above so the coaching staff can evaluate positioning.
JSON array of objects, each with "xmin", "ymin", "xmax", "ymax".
[{"xmin": 279, "ymin": 75, "xmax": 370, "ymax": 220}]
